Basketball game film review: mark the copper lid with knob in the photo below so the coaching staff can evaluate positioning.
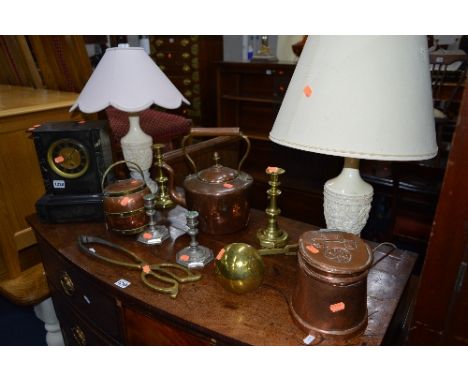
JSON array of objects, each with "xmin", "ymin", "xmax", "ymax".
[
  {"xmin": 103, "ymin": 178, "xmax": 146, "ymax": 197},
  {"xmin": 196, "ymin": 152, "xmax": 238, "ymax": 184}
]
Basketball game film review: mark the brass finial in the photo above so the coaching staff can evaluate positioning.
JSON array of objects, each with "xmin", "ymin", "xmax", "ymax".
[{"xmin": 213, "ymin": 152, "xmax": 221, "ymax": 166}]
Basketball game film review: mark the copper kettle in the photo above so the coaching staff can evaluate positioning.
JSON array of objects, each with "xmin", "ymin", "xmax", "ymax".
[{"xmin": 163, "ymin": 127, "xmax": 253, "ymax": 235}]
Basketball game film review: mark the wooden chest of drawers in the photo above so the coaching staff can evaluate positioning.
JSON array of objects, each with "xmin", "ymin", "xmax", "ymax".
[
  {"xmin": 38, "ymin": 235, "xmax": 122, "ymax": 344},
  {"xmin": 150, "ymin": 36, "xmax": 222, "ymax": 126},
  {"xmin": 29, "ymin": 209, "xmax": 417, "ymax": 346}
]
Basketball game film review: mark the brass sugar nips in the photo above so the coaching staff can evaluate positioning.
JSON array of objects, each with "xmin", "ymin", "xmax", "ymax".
[
  {"xmin": 78, "ymin": 235, "xmax": 201, "ymax": 298},
  {"xmin": 257, "ymin": 166, "xmax": 288, "ymax": 248}
]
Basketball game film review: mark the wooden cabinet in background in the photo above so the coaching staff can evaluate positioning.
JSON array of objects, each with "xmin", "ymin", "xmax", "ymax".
[
  {"xmin": 150, "ymin": 36, "xmax": 223, "ymax": 126},
  {"xmin": 216, "ymin": 61, "xmax": 295, "ymax": 140}
]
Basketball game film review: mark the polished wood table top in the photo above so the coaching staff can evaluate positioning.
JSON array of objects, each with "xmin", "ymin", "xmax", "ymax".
[
  {"xmin": 28, "ymin": 209, "xmax": 416, "ymax": 345},
  {"xmin": 0, "ymin": 84, "xmax": 78, "ymax": 119}
]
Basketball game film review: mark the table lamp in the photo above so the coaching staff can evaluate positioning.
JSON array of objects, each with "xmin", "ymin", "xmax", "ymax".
[
  {"xmin": 270, "ymin": 36, "xmax": 438, "ymax": 235},
  {"xmin": 70, "ymin": 45, "xmax": 189, "ymax": 192}
]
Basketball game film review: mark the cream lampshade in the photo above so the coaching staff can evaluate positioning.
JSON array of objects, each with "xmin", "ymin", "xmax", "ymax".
[
  {"xmin": 70, "ymin": 45, "xmax": 189, "ymax": 192},
  {"xmin": 270, "ymin": 36, "xmax": 438, "ymax": 235}
]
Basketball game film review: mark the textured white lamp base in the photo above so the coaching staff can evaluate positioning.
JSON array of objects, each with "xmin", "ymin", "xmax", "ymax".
[
  {"xmin": 323, "ymin": 158, "xmax": 373, "ymax": 236},
  {"xmin": 121, "ymin": 114, "xmax": 157, "ymax": 193}
]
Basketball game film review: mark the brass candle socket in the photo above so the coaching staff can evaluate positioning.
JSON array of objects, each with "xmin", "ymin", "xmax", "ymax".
[
  {"xmin": 153, "ymin": 143, "xmax": 175, "ymax": 210},
  {"xmin": 257, "ymin": 167, "xmax": 288, "ymax": 248}
]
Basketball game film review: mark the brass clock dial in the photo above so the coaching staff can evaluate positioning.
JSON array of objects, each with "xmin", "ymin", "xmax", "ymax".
[{"xmin": 47, "ymin": 138, "xmax": 90, "ymax": 179}]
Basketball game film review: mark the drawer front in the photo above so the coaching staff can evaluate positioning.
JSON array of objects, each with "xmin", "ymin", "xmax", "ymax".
[
  {"xmin": 52, "ymin": 289, "xmax": 117, "ymax": 346},
  {"xmin": 37, "ymin": 236, "xmax": 122, "ymax": 342},
  {"xmin": 124, "ymin": 307, "xmax": 219, "ymax": 346},
  {"xmin": 151, "ymin": 36, "xmax": 195, "ymax": 50}
]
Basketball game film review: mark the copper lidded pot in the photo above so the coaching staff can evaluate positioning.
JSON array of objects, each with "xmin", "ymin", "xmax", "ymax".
[
  {"xmin": 101, "ymin": 160, "xmax": 150, "ymax": 235},
  {"xmin": 290, "ymin": 230, "xmax": 373, "ymax": 340},
  {"xmin": 163, "ymin": 127, "xmax": 253, "ymax": 235}
]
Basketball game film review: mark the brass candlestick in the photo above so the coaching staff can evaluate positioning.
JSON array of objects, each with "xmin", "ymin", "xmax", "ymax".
[
  {"xmin": 153, "ymin": 143, "xmax": 175, "ymax": 211},
  {"xmin": 257, "ymin": 166, "xmax": 288, "ymax": 248}
]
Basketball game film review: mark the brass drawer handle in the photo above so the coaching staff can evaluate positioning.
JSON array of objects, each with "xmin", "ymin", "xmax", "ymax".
[
  {"xmin": 60, "ymin": 271, "xmax": 75, "ymax": 296},
  {"xmin": 71, "ymin": 325, "xmax": 86, "ymax": 345},
  {"xmin": 180, "ymin": 38, "xmax": 189, "ymax": 47},
  {"xmin": 183, "ymin": 78, "xmax": 192, "ymax": 86}
]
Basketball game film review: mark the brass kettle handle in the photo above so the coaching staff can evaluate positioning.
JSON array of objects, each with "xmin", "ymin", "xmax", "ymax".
[
  {"xmin": 181, "ymin": 127, "xmax": 251, "ymax": 173},
  {"xmin": 71, "ymin": 325, "xmax": 87, "ymax": 345},
  {"xmin": 60, "ymin": 271, "xmax": 75, "ymax": 296},
  {"xmin": 101, "ymin": 160, "xmax": 146, "ymax": 192}
]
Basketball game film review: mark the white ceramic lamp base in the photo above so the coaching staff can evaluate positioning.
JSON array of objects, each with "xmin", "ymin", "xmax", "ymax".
[
  {"xmin": 323, "ymin": 158, "xmax": 373, "ymax": 236},
  {"xmin": 121, "ymin": 114, "xmax": 157, "ymax": 193}
]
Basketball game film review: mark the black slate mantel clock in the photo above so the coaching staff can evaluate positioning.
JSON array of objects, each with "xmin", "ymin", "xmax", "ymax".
[{"xmin": 32, "ymin": 120, "xmax": 112, "ymax": 223}]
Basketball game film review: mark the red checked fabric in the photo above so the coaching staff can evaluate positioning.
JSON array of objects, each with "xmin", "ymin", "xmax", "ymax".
[{"xmin": 105, "ymin": 106, "xmax": 192, "ymax": 144}]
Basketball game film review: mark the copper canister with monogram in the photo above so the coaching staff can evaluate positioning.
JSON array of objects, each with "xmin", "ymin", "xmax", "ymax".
[
  {"xmin": 290, "ymin": 230, "xmax": 373, "ymax": 340},
  {"xmin": 162, "ymin": 127, "xmax": 253, "ymax": 235},
  {"xmin": 101, "ymin": 160, "xmax": 151, "ymax": 235}
]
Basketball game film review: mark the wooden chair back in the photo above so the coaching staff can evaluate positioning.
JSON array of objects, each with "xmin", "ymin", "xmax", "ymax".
[
  {"xmin": 0, "ymin": 228, "xmax": 49, "ymax": 306},
  {"xmin": 430, "ymin": 52, "xmax": 468, "ymax": 121}
]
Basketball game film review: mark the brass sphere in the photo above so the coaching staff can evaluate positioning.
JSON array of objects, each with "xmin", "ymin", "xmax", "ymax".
[{"xmin": 214, "ymin": 243, "xmax": 264, "ymax": 294}]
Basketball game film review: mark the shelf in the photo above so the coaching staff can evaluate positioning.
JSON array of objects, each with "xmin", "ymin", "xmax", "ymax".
[{"xmin": 221, "ymin": 95, "xmax": 283, "ymax": 105}]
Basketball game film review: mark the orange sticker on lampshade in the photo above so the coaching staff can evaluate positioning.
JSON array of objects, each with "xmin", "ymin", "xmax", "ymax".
[
  {"xmin": 329, "ymin": 302, "xmax": 346, "ymax": 313},
  {"xmin": 303, "ymin": 85, "xmax": 313, "ymax": 97},
  {"xmin": 306, "ymin": 244, "xmax": 319, "ymax": 254},
  {"xmin": 266, "ymin": 166, "xmax": 279, "ymax": 174},
  {"xmin": 120, "ymin": 196, "xmax": 130, "ymax": 206},
  {"xmin": 54, "ymin": 156, "xmax": 65, "ymax": 164},
  {"xmin": 223, "ymin": 183, "xmax": 234, "ymax": 189},
  {"xmin": 216, "ymin": 248, "xmax": 225, "ymax": 260},
  {"xmin": 143, "ymin": 232, "xmax": 152, "ymax": 239},
  {"xmin": 180, "ymin": 254, "xmax": 190, "ymax": 262},
  {"xmin": 142, "ymin": 264, "xmax": 151, "ymax": 274}
]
